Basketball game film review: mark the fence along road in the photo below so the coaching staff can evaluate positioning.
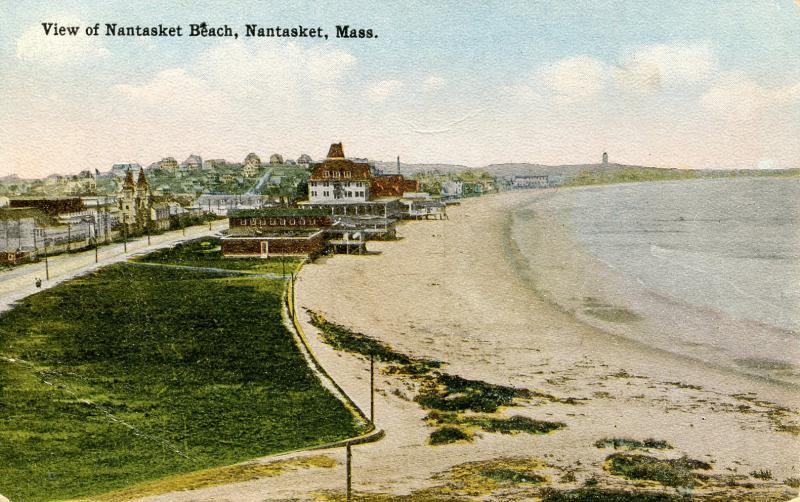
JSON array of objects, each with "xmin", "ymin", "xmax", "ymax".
[{"xmin": 0, "ymin": 219, "xmax": 229, "ymax": 313}]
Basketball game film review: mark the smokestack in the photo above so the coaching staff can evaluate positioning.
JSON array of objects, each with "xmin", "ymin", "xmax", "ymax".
[{"xmin": 397, "ymin": 155, "xmax": 400, "ymax": 175}]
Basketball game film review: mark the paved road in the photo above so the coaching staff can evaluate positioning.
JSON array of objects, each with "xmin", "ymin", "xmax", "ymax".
[{"xmin": 0, "ymin": 220, "xmax": 229, "ymax": 313}]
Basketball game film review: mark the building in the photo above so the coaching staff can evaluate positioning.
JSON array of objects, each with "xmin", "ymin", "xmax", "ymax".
[
  {"xmin": 461, "ymin": 182, "xmax": 483, "ymax": 197},
  {"xmin": 222, "ymin": 208, "xmax": 331, "ymax": 259},
  {"xmin": 243, "ymin": 153, "xmax": 262, "ymax": 178},
  {"xmin": 194, "ymin": 194, "xmax": 275, "ymax": 215},
  {"xmin": 400, "ymin": 192, "xmax": 447, "ymax": 220},
  {"xmin": 440, "ymin": 180, "xmax": 463, "ymax": 199},
  {"xmin": 110, "ymin": 163, "xmax": 142, "ymax": 178},
  {"xmin": 512, "ymin": 175, "xmax": 549, "ymax": 189},
  {"xmin": 371, "ymin": 175, "xmax": 419, "ymax": 198},
  {"xmin": 160, "ymin": 157, "xmax": 179, "ymax": 170},
  {"xmin": 269, "ymin": 153, "xmax": 284, "ymax": 165},
  {"xmin": 182, "ymin": 154, "xmax": 203, "ymax": 169},
  {"xmin": 307, "ymin": 143, "xmax": 372, "ymax": 204}
]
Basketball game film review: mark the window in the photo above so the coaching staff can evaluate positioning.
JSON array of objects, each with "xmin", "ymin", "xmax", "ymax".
[
  {"xmin": 323, "ymin": 171, "xmax": 330, "ymax": 178},
  {"xmin": 345, "ymin": 171, "xmax": 351, "ymax": 178}
]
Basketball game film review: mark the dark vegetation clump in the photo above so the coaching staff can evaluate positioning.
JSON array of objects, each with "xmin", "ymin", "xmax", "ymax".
[
  {"xmin": 606, "ymin": 453, "xmax": 711, "ymax": 488},
  {"xmin": 429, "ymin": 426, "xmax": 472, "ymax": 445},
  {"xmin": 307, "ymin": 311, "xmax": 441, "ymax": 370},
  {"xmin": 481, "ymin": 468, "xmax": 545, "ymax": 484},
  {"xmin": 462, "ymin": 415, "xmax": 564, "ymax": 434},
  {"xmin": 750, "ymin": 469, "xmax": 773, "ymax": 480},
  {"xmin": 416, "ymin": 373, "xmax": 527, "ymax": 413},
  {"xmin": 426, "ymin": 411, "xmax": 564, "ymax": 435},
  {"xmin": 540, "ymin": 488, "xmax": 683, "ymax": 502},
  {"xmin": 594, "ymin": 438, "xmax": 671, "ymax": 450}
]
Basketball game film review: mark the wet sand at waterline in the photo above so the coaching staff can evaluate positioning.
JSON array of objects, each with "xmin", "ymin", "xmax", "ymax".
[{"xmin": 142, "ymin": 189, "xmax": 799, "ymax": 501}]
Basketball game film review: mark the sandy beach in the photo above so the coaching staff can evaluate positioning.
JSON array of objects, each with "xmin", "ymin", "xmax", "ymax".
[{"xmin": 142, "ymin": 189, "xmax": 800, "ymax": 501}]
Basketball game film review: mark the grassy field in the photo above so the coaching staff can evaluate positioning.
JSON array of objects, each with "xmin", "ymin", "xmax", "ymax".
[
  {"xmin": 133, "ymin": 237, "xmax": 299, "ymax": 275},
  {"xmin": 0, "ymin": 257, "xmax": 362, "ymax": 501}
]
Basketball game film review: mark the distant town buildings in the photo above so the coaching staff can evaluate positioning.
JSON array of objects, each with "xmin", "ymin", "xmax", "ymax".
[{"xmin": 512, "ymin": 175, "xmax": 549, "ymax": 189}]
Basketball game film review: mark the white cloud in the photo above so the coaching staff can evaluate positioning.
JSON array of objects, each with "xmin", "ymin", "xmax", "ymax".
[
  {"xmin": 699, "ymin": 76, "xmax": 800, "ymax": 119},
  {"xmin": 115, "ymin": 68, "xmax": 226, "ymax": 108},
  {"xmin": 615, "ymin": 42, "xmax": 717, "ymax": 92},
  {"xmin": 195, "ymin": 41, "xmax": 356, "ymax": 98},
  {"xmin": 365, "ymin": 79, "xmax": 404, "ymax": 102},
  {"xmin": 423, "ymin": 75, "xmax": 446, "ymax": 91},
  {"xmin": 536, "ymin": 55, "xmax": 608, "ymax": 102},
  {"xmin": 15, "ymin": 17, "xmax": 109, "ymax": 64}
]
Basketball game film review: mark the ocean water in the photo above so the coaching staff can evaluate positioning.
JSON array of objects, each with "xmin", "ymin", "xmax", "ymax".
[{"xmin": 513, "ymin": 178, "xmax": 800, "ymax": 385}]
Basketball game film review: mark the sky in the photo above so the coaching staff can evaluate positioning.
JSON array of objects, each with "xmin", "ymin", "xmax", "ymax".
[{"xmin": 1, "ymin": 0, "xmax": 799, "ymax": 177}]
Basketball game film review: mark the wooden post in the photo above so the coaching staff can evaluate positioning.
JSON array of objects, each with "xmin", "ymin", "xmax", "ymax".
[
  {"xmin": 44, "ymin": 232, "xmax": 49, "ymax": 281},
  {"xmin": 346, "ymin": 442, "xmax": 352, "ymax": 502},
  {"xmin": 370, "ymin": 353, "xmax": 375, "ymax": 423}
]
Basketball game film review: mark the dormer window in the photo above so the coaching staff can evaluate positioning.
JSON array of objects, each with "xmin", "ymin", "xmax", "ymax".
[
  {"xmin": 345, "ymin": 171, "xmax": 351, "ymax": 178},
  {"xmin": 323, "ymin": 171, "xmax": 330, "ymax": 178}
]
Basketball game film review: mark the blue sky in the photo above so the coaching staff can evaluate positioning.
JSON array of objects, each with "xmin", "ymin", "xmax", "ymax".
[{"xmin": 2, "ymin": 0, "xmax": 799, "ymax": 176}]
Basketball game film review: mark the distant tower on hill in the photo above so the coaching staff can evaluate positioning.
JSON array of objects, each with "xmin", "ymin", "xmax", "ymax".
[
  {"xmin": 602, "ymin": 152, "xmax": 609, "ymax": 165},
  {"xmin": 397, "ymin": 155, "xmax": 401, "ymax": 174}
]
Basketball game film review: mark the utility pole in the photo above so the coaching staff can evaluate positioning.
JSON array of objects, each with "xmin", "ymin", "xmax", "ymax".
[
  {"xmin": 370, "ymin": 353, "xmax": 375, "ymax": 423},
  {"xmin": 43, "ymin": 230, "xmax": 49, "ymax": 281},
  {"xmin": 147, "ymin": 219, "xmax": 151, "ymax": 246},
  {"xmin": 123, "ymin": 215, "xmax": 128, "ymax": 253},
  {"xmin": 67, "ymin": 222, "xmax": 71, "ymax": 252},
  {"xmin": 346, "ymin": 442, "xmax": 352, "ymax": 502},
  {"xmin": 92, "ymin": 222, "xmax": 98, "ymax": 263}
]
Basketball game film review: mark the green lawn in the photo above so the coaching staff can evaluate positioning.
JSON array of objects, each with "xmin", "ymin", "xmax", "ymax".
[
  {"xmin": 133, "ymin": 237, "xmax": 300, "ymax": 275},
  {"xmin": 0, "ymin": 262, "xmax": 363, "ymax": 501}
]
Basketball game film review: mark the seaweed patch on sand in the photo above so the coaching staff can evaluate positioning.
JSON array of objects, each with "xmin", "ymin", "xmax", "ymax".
[{"xmin": 307, "ymin": 310, "xmax": 567, "ymax": 444}]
